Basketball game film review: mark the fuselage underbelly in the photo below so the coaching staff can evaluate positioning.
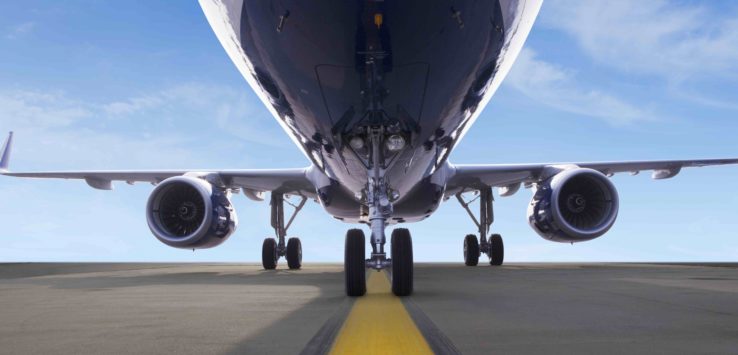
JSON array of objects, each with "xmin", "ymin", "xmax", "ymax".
[{"xmin": 200, "ymin": 0, "xmax": 537, "ymax": 223}]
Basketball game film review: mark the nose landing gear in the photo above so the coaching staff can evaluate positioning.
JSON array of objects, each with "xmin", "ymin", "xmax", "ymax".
[
  {"xmin": 343, "ymin": 125, "xmax": 414, "ymax": 296},
  {"xmin": 457, "ymin": 187, "xmax": 505, "ymax": 266},
  {"xmin": 343, "ymin": 226, "xmax": 414, "ymax": 297}
]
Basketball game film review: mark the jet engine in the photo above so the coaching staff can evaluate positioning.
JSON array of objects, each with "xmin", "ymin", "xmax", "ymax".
[
  {"xmin": 146, "ymin": 176, "xmax": 237, "ymax": 249},
  {"xmin": 527, "ymin": 168, "xmax": 619, "ymax": 243}
]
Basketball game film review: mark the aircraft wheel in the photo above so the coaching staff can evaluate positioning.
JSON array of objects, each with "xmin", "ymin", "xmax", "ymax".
[
  {"xmin": 463, "ymin": 234, "xmax": 479, "ymax": 266},
  {"xmin": 262, "ymin": 238, "xmax": 278, "ymax": 270},
  {"xmin": 489, "ymin": 234, "xmax": 504, "ymax": 266},
  {"xmin": 286, "ymin": 237, "xmax": 302, "ymax": 270},
  {"xmin": 391, "ymin": 228, "xmax": 413, "ymax": 296},
  {"xmin": 345, "ymin": 229, "xmax": 366, "ymax": 297}
]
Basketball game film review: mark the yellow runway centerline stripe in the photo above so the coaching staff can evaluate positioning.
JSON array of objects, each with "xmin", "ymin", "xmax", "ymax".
[{"xmin": 330, "ymin": 271, "xmax": 433, "ymax": 355}]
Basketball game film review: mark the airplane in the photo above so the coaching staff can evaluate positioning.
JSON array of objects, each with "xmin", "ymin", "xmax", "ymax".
[{"xmin": 2, "ymin": 0, "xmax": 738, "ymax": 297}]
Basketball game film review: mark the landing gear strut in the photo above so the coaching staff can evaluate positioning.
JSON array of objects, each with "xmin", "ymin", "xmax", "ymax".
[
  {"xmin": 457, "ymin": 187, "xmax": 504, "ymax": 266},
  {"xmin": 343, "ymin": 125, "xmax": 414, "ymax": 296},
  {"xmin": 262, "ymin": 193, "xmax": 307, "ymax": 270},
  {"xmin": 341, "ymin": 53, "xmax": 416, "ymax": 296}
]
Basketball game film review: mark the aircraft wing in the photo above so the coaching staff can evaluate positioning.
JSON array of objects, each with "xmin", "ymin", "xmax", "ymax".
[
  {"xmin": 446, "ymin": 158, "xmax": 738, "ymax": 195},
  {"xmin": 0, "ymin": 132, "xmax": 317, "ymax": 197}
]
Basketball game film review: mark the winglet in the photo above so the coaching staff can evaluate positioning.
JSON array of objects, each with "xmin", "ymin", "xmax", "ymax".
[{"xmin": 0, "ymin": 131, "xmax": 12, "ymax": 173}]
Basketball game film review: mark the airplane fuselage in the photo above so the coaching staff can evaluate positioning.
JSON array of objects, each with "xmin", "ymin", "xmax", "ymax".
[{"xmin": 202, "ymin": 0, "xmax": 537, "ymax": 223}]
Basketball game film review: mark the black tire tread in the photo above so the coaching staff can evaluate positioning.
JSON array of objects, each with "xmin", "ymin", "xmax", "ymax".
[
  {"xmin": 286, "ymin": 237, "xmax": 302, "ymax": 270},
  {"xmin": 464, "ymin": 234, "xmax": 480, "ymax": 266},
  {"xmin": 262, "ymin": 238, "xmax": 277, "ymax": 270},
  {"xmin": 345, "ymin": 229, "xmax": 366, "ymax": 296},
  {"xmin": 489, "ymin": 234, "xmax": 504, "ymax": 266},
  {"xmin": 391, "ymin": 228, "xmax": 413, "ymax": 296}
]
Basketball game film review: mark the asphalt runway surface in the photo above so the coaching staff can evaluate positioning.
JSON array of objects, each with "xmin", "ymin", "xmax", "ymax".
[{"xmin": 1, "ymin": 262, "xmax": 737, "ymax": 354}]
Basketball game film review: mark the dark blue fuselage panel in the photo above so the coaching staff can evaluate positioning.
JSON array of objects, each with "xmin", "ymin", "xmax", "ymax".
[{"xmin": 203, "ymin": 0, "xmax": 529, "ymax": 222}]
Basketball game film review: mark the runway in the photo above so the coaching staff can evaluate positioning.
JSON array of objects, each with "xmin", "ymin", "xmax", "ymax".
[{"xmin": 1, "ymin": 263, "xmax": 737, "ymax": 354}]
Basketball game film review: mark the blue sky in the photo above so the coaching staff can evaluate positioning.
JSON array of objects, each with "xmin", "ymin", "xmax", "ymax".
[{"xmin": 1, "ymin": 0, "xmax": 737, "ymax": 262}]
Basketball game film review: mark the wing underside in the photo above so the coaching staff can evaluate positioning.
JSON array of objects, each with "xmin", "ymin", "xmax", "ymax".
[
  {"xmin": 445, "ymin": 158, "xmax": 738, "ymax": 196},
  {"xmin": 0, "ymin": 132, "xmax": 317, "ymax": 197},
  {"xmin": 3, "ymin": 131, "xmax": 737, "ymax": 201}
]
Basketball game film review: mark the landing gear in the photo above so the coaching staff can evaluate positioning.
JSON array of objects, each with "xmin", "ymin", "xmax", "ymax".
[
  {"xmin": 262, "ymin": 238, "xmax": 277, "ymax": 270},
  {"xmin": 463, "ymin": 234, "xmax": 479, "ymax": 266},
  {"xmin": 457, "ymin": 187, "xmax": 505, "ymax": 266},
  {"xmin": 489, "ymin": 234, "xmax": 504, "ymax": 266},
  {"xmin": 345, "ymin": 229, "xmax": 366, "ymax": 296},
  {"xmin": 391, "ymin": 229, "xmax": 413, "ymax": 296},
  {"xmin": 286, "ymin": 237, "xmax": 302, "ymax": 269},
  {"xmin": 343, "ymin": 227, "xmax": 414, "ymax": 297},
  {"xmin": 339, "ymin": 123, "xmax": 416, "ymax": 296},
  {"xmin": 261, "ymin": 193, "xmax": 307, "ymax": 270}
]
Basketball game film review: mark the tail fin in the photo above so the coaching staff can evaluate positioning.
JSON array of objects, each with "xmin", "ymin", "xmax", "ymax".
[{"xmin": 0, "ymin": 132, "xmax": 13, "ymax": 172}]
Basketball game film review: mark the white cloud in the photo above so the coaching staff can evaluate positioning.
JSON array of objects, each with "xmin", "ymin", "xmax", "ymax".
[
  {"xmin": 104, "ymin": 96, "xmax": 165, "ymax": 116},
  {"xmin": 541, "ymin": 0, "xmax": 738, "ymax": 81},
  {"xmin": 102, "ymin": 84, "xmax": 225, "ymax": 116},
  {"xmin": 102, "ymin": 84, "xmax": 284, "ymax": 146},
  {"xmin": 506, "ymin": 48, "xmax": 656, "ymax": 125},
  {"xmin": 0, "ymin": 91, "xmax": 91, "ymax": 128},
  {"xmin": 5, "ymin": 21, "xmax": 35, "ymax": 40},
  {"xmin": 0, "ymin": 83, "xmax": 286, "ymax": 170}
]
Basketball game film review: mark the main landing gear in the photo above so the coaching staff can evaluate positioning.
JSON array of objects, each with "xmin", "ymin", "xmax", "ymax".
[
  {"xmin": 457, "ymin": 187, "xmax": 504, "ymax": 266},
  {"xmin": 262, "ymin": 193, "xmax": 307, "ymax": 270}
]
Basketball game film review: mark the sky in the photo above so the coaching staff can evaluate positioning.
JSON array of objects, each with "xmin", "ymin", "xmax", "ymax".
[{"xmin": 1, "ymin": 0, "xmax": 737, "ymax": 262}]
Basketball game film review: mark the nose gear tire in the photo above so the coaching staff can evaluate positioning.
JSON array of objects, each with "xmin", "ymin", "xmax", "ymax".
[
  {"xmin": 345, "ymin": 229, "xmax": 366, "ymax": 296},
  {"xmin": 391, "ymin": 228, "xmax": 413, "ymax": 296}
]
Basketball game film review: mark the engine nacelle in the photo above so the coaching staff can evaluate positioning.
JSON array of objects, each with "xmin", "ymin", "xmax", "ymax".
[
  {"xmin": 527, "ymin": 168, "xmax": 619, "ymax": 243},
  {"xmin": 146, "ymin": 176, "xmax": 237, "ymax": 249}
]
